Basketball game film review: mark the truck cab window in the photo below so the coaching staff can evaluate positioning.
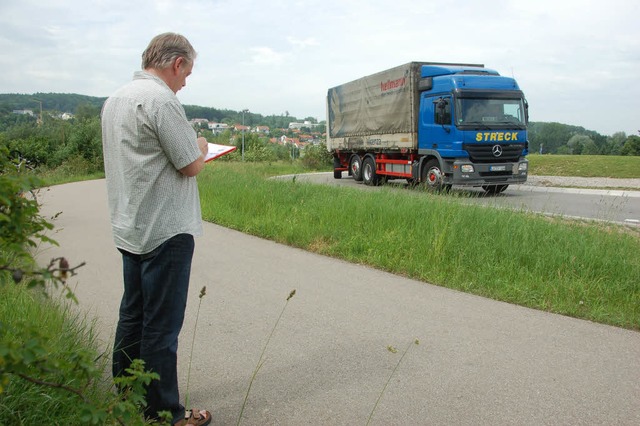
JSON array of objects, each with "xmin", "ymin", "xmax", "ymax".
[
  {"xmin": 434, "ymin": 97, "xmax": 451, "ymax": 125},
  {"xmin": 456, "ymin": 97, "xmax": 526, "ymax": 129}
]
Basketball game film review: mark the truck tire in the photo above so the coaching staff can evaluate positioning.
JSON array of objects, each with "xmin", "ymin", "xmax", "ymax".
[
  {"xmin": 421, "ymin": 159, "xmax": 449, "ymax": 192},
  {"xmin": 350, "ymin": 155, "xmax": 363, "ymax": 182},
  {"xmin": 333, "ymin": 156, "xmax": 342, "ymax": 179},
  {"xmin": 482, "ymin": 184, "xmax": 509, "ymax": 194},
  {"xmin": 362, "ymin": 157, "xmax": 380, "ymax": 186}
]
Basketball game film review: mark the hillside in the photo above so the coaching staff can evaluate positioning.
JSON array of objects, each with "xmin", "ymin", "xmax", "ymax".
[
  {"xmin": 0, "ymin": 93, "xmax": 312, "ymax": 130},
  {"xmin": 1, "ymin": 92, "xmax": 633, "ymax": 156}
]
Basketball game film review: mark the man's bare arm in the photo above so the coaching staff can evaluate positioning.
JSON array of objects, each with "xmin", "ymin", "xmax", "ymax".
[{"xmin": 179, "ymin": 137, "xmax": 208, "ymax": 177}]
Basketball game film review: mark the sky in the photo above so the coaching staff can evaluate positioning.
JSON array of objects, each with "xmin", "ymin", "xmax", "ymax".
[{"xmin": 0, "ymin": 0, "xmax": 638, "ymax": 136}]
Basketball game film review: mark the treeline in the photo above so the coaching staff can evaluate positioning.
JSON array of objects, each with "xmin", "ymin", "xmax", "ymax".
[
  {"xmin": 1, "ymin": 93, "xmax": 639, "ymax": 157},
  {"xmin": 0, "ymin": 93, "xmax": 323, "ymax": 132},
  {"xmin": 0, "ymin": 93, "xmax": 105, "ymax": 116},
  {"xmin": 182, "ymin": 105, "xmax": 322, "ymax": 130},
  {"xmin": 0, "ymin": 93, "xmax": 332, "ymax": 176},
  {"xmin": 528, "ymin": 122, "xmax": 639, "ymax": 156}
]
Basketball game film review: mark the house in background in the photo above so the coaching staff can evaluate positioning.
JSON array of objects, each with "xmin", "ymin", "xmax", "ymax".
[
  {"xmin": 288, "ymin": 121, "xmax": 314, "ymax": 130},
  {"xmin": 253, "ymin": 125, "xmax": 270, "ymax": 134},
  {"xmin": 208, "ymin": 122, "xmax": 229, "ymax": 134},
  {"xmin": 12, "ymin": 109, "xmax": 34, "ymax": 116},
  {"xmin": 233, "ymin": 124, "xmax": 250, "ymax": 132}
]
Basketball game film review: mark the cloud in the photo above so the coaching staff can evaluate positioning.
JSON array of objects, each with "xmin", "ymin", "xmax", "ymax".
[
  {"xmin": 287, "ymin": 36, "xmax": 319, "ymax": 49},
  {"xmin": 247, "ymin": 47, "xmax": 287, "ymax": 65},
  {"xmin": 0, "ymin": 0, "xmax": 638, "ymax": 135}
]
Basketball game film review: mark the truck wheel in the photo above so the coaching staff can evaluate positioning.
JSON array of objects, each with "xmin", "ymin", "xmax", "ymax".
[
  {"xmin": 482, "ymin": 184, "xmax": 509, "ymax": 194},
  {"xmin": 421, "ymin": 159, "xmax": 447, "ymax": 191},
  {"xmin": 362, "ymin": 157, "xmax": 379, "ymax": 186},
  {"xmin": 333, "ymin": 156, "xmax": 342, "ymax": 179},
  {"xmin": 350, "ymin": 155, "xmax": 363, "ymax": 182}
]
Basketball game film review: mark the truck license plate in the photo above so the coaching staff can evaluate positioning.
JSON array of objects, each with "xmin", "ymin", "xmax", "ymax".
[{"xmin": 490, "ymin": 165, "xmax": 506, "ymax": 171}]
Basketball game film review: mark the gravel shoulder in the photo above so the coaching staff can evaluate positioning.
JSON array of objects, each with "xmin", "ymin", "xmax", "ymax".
[{"xmin": 527, "ymin": 175, "xmax": 640, "ymax": 190}]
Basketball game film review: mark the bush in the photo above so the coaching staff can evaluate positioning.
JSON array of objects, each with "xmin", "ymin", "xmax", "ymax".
[
  {"xmin": 0, "ymin": 146, "xmax": 164, "ymax": 425},
  {"xmin": 301, "ymin": 143, "xmax": 332, "ymax": 169},
  {"xmin": 49, "ymin": 154, "xmax": 97, "ymax": 178}
]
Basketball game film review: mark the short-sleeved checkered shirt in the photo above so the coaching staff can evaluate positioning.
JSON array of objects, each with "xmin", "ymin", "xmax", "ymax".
[{"xmin": 101, "ymin": 71, "xmax": 203, "ymax": 254}]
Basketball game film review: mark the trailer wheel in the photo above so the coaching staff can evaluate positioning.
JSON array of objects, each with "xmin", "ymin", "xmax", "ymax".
[
  {"xmin": 362, "ymin": 157, "xmax": 379, "ymax": 186},
  {"xmin": 332, "ymin": 156, "xmax": 342, "ymax": 179},
  {"xmin": 421, "ymin": 159, "xmax": 449, "ymax": 191},
  {"xmin": 482, "ymin": 184, "xmax": 509, "ymax": 194},
  {"xmin": 350, "ymin": 155, "xmax": 363, "ymax": 182}
]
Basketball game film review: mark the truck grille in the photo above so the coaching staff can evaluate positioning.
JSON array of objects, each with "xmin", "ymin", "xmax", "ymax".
[{"xmin": 462, "ymin": 143, "xmax": 525, "ymax": 163}]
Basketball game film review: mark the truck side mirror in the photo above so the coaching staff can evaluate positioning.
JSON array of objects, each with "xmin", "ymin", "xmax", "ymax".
[
  {"xmin": 433, "ymin": 98, "xmax": 451, "ymax": 132},
  {"xmin": 433, "ymin": 98, "xmax": 447, "ymax": 110}
]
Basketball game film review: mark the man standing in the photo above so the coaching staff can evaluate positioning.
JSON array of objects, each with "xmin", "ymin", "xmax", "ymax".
[{"xmin": 101, "ymin": 32, "xmax": 211, "ymax": 426}]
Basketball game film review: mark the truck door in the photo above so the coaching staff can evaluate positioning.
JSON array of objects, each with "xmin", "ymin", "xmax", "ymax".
[{"xmin": 419, "ymin": 94, "xmax": 453, "ymax": 152}]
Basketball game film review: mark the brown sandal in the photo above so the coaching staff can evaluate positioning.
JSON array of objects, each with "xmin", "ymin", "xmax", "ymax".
[{"xmin": 175, "ymin": 409, "xmax": 212, "ymax": 426}]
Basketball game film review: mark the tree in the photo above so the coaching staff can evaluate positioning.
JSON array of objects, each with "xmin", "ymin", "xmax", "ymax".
[
  {"xmin": 621, "ymin": 135, "xmax": 640, "ymax": 156},
  {"xmin": 604, "ymin": 132, "xmax": 627, "ymax": 155},
  {"xmin": 581, "ymin": 139, "xmax": 598, "ymax": 155},
  {"xmin": 565, "ymin": 134, "xmax": 600, "ymax": 155},
  {"xmin": 74, "ymin": 103, "xmax": 100, "ymax": 121},
  {"xmin": 528, "ymin": 122, "xmax": 573, "ymax": 154},
  {"xmin": 567, "ymin": 134, "xmax": 594, "ymax": 155}
]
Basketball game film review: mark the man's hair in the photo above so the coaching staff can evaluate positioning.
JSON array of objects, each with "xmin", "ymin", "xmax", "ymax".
[{"xmin": 141, "ymin": 32, "xmax": 197, "ymax": 70}]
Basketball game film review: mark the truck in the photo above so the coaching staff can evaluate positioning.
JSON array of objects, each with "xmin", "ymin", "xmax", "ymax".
[{"xmin": 326, "ymin": 62, "xmax": 529, "ymax": 193}]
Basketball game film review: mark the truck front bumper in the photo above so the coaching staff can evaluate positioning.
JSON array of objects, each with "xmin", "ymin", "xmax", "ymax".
[{"xmin": 446, "ymin": 159, "xmax": 528, "ymax": 187}]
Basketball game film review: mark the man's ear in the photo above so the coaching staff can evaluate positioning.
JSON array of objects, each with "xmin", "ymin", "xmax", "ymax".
[{"xmin": 173, "ymin": 57, "xmax": 184, "ymax": 75}]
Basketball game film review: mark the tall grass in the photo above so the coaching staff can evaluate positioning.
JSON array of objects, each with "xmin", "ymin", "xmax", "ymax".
[
  {"xmin": 0, "ymin": 280, "xmax": 109, "ymax": 425},
  {"xmin": 199, "ymin": 162, "xmax": 640, "ymax": 330}
]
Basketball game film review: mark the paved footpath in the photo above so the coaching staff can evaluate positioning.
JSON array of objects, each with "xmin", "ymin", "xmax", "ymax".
[{"xmin": 37, "ymin": 180, "xmax": 639, "ymax": 426}]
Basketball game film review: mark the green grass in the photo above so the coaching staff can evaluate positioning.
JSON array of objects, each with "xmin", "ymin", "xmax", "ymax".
[
  {"xmin": 37, "ymin": 169, "xmax": 105, "ymax": 187},
  {"xmin": 528, "ymin": 154, "xmax": 640, "ymax": 178},
  {"xmin": 199, "ymin": 162, "xmax": 640, "ymax": 330},
  {"xmin": 0, "ymin": 280, "xmax": 109, "ymax": 425}
]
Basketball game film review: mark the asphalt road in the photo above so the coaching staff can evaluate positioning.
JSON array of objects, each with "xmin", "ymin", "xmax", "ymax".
[
  {"xmin": 37, "ymin": 179, "xmax": 640, "ymax": 425},
  {"xmin": 281, "ymin": 173, "xmax": 640, "ymax": 226}
]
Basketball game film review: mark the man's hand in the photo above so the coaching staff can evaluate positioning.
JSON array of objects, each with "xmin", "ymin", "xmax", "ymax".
[{"xmin": 197, "ymin": 137, "xmax": 208, "ymax": 157}]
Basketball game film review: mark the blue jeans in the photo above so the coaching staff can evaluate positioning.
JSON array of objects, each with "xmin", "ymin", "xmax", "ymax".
[{"xmin": 113, "ymin": 233, "xmax": 195, "ymax": 423}]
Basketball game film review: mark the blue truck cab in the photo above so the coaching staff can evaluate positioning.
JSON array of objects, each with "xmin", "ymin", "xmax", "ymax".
[{"xmin": 418, "ymin": 64, "xmax": 529, "ymax": 192}]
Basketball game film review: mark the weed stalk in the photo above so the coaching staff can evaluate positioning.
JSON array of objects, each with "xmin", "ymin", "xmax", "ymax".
[
  {"xmin": 237, "ymin": 289, "xmax": 296, "ymax": 425},
  {"xmin": 367, "ymin": 339, "xmax": 420, "ymax": 425},
  {"xmin": 184, "ymin": 286, "xmax": 207, "ymax": 415}
]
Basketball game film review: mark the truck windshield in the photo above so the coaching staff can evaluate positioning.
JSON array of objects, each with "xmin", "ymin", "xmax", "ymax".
[{"xmin": 455, "ymin": 95, "xmax": 526, "ymax": 130}]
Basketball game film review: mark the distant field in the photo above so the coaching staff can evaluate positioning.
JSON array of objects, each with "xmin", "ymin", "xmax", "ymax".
[{"xmin": 528, "ymin": 154, "xmax": 640, "ymax": 178}]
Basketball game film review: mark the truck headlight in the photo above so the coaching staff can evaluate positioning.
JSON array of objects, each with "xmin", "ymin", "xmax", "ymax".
[
  {"xmin": 518, "ymin": 162, "xmax": 528, "ymax": 171},
  {"xmin": 461, "ymin": 164, "xmax": 474, "ymax": 173}
]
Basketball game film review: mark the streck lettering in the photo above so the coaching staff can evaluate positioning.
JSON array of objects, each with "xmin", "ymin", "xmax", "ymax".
[
  {"xmin": 476, "ymin": 132, "xmax": 519, "ymax": 142},
  {"xmin": 381, "ymin": 77, "xmax": 406, "ymax": 92}
]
